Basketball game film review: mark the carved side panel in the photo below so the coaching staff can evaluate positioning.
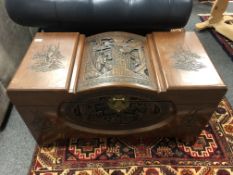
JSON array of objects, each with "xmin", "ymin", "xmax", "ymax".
[
  {"xmin": 151, "ymin": 32, "xmax": 226, "ymax": 89},
  {"xmin": 77, "ymin": 32, "xmax": 156, "ymax": 92},
  {"xmin": 59, "ymin": 96, "xmax": 175, "ymax": 134},
  {"xmin": 8, "ymin": 32, "xmax": 79, "ymax": 91}
]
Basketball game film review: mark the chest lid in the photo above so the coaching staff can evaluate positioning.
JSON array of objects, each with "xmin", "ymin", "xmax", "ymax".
[
  {"xmin": 76, "ymin": 32, "xmax": 157, "ymax": 93},
  {"xmin": 8, "ymin": 32, "xmax": 79, "ymax": 91},
  {"xmin": 148, "ymin": 32, "xmax": 226, "ymax": 91},
  {"xmin": 8, "ymin": 32, "xmax": 226, "ymax": 95}
]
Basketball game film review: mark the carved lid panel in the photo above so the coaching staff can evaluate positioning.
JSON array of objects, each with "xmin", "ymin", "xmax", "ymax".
[
  {"xmin": 8, "ymin": 32, "xmax": 79, "ymax": 91},
  {"xmin": 152, "ymin": 32, "xmax": 226, "ymax": 90},
  {"xmin": 77, "ymin": 32, "xmax": 157, "ymax": 92}
]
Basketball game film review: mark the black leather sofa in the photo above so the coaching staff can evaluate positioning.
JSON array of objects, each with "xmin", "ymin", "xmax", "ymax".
[{"xmin": 5, "ymin": 0, "xmax": 192, "ymax": 32}]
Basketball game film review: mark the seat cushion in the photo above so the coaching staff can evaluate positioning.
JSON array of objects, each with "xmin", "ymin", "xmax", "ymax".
[{"xmin": 5, "ymin": 0, "xmax": 192, "ymax": 30}]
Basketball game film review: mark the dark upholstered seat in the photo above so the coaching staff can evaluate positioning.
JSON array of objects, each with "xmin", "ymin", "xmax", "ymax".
[{"xmin": 5, "ymin": 0, "xmax": 192, "ymax": 30}]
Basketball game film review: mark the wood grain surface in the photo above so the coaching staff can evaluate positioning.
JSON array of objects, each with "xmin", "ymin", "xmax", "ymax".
[
  {"xmin": 8, "ymin": 32, "xmax": 79, "ymax": 91},
  {"xmin": 150, "ymin": 32, "xmax": 225, "ymax": 90},
  {"xmin": 7, "ymin": 32, "xmax": 227, "ymax": 144}
]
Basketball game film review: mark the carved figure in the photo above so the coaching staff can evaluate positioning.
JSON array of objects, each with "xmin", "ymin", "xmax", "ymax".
[{"xmin": 92, "ymin": 39, "xmax": 114, "ymax": 74}]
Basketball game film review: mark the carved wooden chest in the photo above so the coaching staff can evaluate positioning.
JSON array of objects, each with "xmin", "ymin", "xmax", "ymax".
[{"xmin": 7, "ymin": 32, "xmax": 227, "ymax": 144}]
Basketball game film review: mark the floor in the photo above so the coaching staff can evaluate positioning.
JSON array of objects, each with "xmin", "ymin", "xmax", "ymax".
[{"xmin": 0, "ymin": 1, "xmax": 232, "ymax": 175}]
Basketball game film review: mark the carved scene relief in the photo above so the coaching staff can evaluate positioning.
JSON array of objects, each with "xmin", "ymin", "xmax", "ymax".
[
  {"xmin": 78, "ymin": 32, "xmax": 153, "ymax": 91},
  {"xmin": 31, "ymin": 44, "xmax": 65, "ymax": 72},
  {"xmin": 172, "ymin": 46, "xmax": 206, "ymax": 71}
]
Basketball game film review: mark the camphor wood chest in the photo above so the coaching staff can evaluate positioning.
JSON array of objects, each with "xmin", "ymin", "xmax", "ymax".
[{"xmin": 7, "ymin": 32, "xmax": 227, "ymax": 144}]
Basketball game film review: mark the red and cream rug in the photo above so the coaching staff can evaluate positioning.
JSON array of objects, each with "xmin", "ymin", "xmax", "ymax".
[{"xmin": 29, "ymin": 99, "xmax": 233, "ymax": 175}]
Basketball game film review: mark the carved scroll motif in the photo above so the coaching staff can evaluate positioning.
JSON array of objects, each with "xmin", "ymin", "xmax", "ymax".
[
  {"xmin": 31, "ymin": 44, "xmax": 65, "ymax": 72},
  {"xmin": 78, "ymin": 32, "xmax": 153, "ymax": 91}
]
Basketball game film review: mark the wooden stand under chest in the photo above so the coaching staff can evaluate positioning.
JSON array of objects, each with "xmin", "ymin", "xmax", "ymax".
[{"xmin": 7, "ymin": 32, "xmax": 227, "ymax": 144}]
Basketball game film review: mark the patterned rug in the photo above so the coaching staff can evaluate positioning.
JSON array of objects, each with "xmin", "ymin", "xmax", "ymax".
[
  {"xmin": 29, "ymin": 99, "xmax": 233, "ymax": 175},
  {"xmin": 199, "ymin": 15, "xmax": 233, "ymax": 60}
]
